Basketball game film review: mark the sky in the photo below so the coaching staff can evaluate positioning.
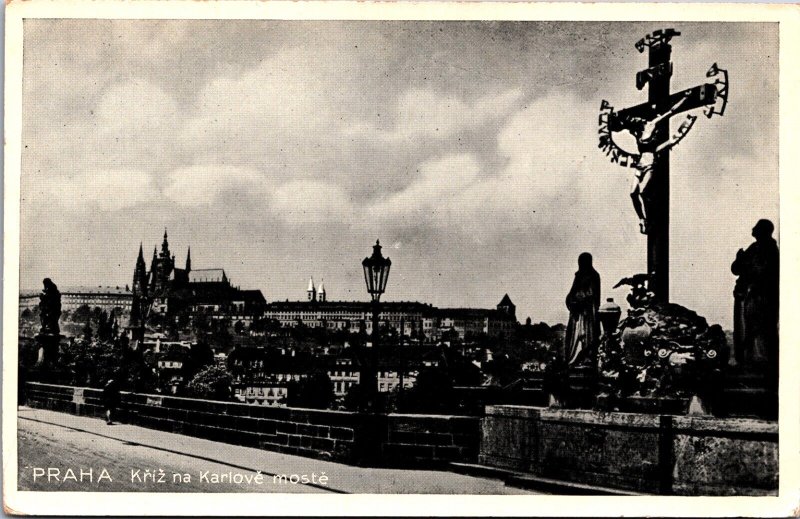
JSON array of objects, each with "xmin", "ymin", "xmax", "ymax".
[{"xmin": 19, "ymin": 20, "xmax": 778, "ymax": 328}]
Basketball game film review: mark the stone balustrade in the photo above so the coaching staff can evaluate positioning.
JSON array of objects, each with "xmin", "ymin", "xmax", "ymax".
[
  {"xmin": 22, "ymin": 383, "xmax": 777, "ymax": 495},
  {"xmin": 22, "ymin": 382, "xmax": 479, "ymax": 467},
  {"xmin": 479, "ymin": 404, "xmax": 778, "ymax": 495}
]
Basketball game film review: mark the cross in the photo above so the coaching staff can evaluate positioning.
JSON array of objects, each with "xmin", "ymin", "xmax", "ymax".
[{"xmin": 599, "ymin": 29, "xmax": 728, "ymax": 303}]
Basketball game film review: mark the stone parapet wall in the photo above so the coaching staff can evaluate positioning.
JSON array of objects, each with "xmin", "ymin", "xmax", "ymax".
[
  {"xmin": 480, "ymin": 405, "xmax": 778, "ymax": 495},
  {"xmin": 479, "ymin": 405, "xmax": 541, "ymax": 472},
  {"xmin": 671, "ymin": 416, "xmax": 779, "ymax": 495},
  {"xmin": 383, "ymin": 414, "xmax": 480, "ymax": 465},
  {"xmin": 23, "ymin": 382, "xmax": 478, "ymax": 467}
]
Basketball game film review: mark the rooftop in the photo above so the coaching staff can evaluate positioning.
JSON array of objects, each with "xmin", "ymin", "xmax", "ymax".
[
  {"xmin": 20, "ymin": 286, "xmax": 132, "ymax": 297},
  {"xmin": 188, "ymin": 269, "xmax": 227, "ymax": 283}
]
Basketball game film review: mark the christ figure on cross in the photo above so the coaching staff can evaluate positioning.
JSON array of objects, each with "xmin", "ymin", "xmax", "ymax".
[{"xmin": 625, "ymin": 91, "xmax": 691, "ymax": 234}]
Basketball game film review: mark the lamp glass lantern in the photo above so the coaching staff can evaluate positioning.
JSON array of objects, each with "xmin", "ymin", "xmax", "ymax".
[{"xmin": 362, "ymin": 240, "xmax": 391, "ymax": 302}]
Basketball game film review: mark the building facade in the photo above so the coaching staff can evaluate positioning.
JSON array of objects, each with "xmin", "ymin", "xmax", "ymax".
[
  {"xmin": 20, "ymin": 286, "xmax": 133, "ymax": 313},
  {"xmin": 264, "ymin": 282, "xmax": 517, "ymax": 341}
]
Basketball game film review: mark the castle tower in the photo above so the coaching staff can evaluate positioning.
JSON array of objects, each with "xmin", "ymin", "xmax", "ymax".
[
  {"xmin": 317, "ymin": 280, "xmax": 326, "ymax": 303},
  {"xmin": 307, "ymin": 277, "xmax": 316, "ymax": 302},
  {"xmin": 497, "ymin": 294, "xmax": 516, "ymax": 319}
]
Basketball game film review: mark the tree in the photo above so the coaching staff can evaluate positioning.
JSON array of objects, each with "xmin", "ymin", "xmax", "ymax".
[
  {"xmin": 286, "ymin": 370, "xmax": 334, "ymax": 409},
  {"xmin": 185, "ymin": 340, "xmax": 214, "ymax": 379},
  {"xmin": 165, "ymin": 318, "xmax": 180, "ymax": 340},
  {"xmin": 342, "ymin": 383, "xmax": 365, "ymax": 411},
  {"xmin": 97, "ymin": 311, "xmax": 115, "ymax": 342},
  {"xmin": 192, "ymin": 312, "xmax": 210, "ymax": 335},
  {"xmin": 234, "ymin": 320, "xmax": 245, "ymax": 335},
  {"xmin": 207, "ymin": 322, "xmax": 232, "ymax": 352},
  {"xmin": 176, "ymin": 312, "xmax": 191, "ymax": 330},
  {"xmin": 72, "ymin": 304, "xmax": 91, "ymax": 323},
  {"xmin": 88, "ymin": 340, "xmax": 124, "ymax": 388},
  {"xmin": 441, "ymin": 328, "xmax": 460, "ymax": 344},
  {"xmin": 82, "ymin": 318, "xmax": 94, "ymax": 343},
  {"xmin": 398, "ymin": 366, "xmax": 455, "ymax": 414},
  {"xmin": 185, "ymin": 364, "xmax": 233, "ymax": 401}
]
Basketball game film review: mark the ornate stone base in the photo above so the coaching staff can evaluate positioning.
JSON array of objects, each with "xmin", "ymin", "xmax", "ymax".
[{"xmin": 34, "ymin": 333, "xmax": 61, "ymax": 369}]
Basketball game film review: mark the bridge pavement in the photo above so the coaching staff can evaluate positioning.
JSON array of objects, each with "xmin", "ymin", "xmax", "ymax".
[{"xmin": 16, "ymin": 406, "xmax": 538, "ymax": 494}]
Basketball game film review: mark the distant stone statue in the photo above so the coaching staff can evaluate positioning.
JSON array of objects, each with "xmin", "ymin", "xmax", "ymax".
[
  {"xmin": 38, "ymin": 278, "xmax": 61, "ymax": 336},
  {"xmin": 564, "ymin": 253, "xmax": 601, "ymax": 366},
  {"xmin": 731, "ymin": 220, "xmax": 779, "ymax": 386}
]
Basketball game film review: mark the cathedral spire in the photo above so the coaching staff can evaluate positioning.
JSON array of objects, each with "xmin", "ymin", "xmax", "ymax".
[
  {"xmin": 133, "ymin": 243, "xmax": 149, "ymax": 297},
  {"xmin": 186, "ymin": 247, "xmax": 192, "ymax": 272},
  {"xmin": 161, "ymin": 228, "xmax": 170, "ymax": 255}
]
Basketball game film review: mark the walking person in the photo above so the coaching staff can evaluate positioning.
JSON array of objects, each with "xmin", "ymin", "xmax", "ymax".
[{"xmin": 103, "ymin": 377, "xmax": 121, "ymax": 425}]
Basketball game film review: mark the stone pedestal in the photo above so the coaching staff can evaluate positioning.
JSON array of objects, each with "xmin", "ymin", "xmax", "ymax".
[
  {"xmin": 30, "ymin": 333, "xmax": 64, "ymax": 384},
  {"xmin": 548, "ymin": 367, "xmax": 597, "ymax": 409},
  {"xmin": 718, "ymin": 366, "xmax": 777, "ymax": 420},
  {"xmin": 34, "ymin": 333, "xmax": 61, "ymax": 368}
]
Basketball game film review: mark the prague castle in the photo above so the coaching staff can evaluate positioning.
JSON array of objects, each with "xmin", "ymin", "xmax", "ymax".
[
  {"xmin": 129, "ymin": 230, "xmax": 266, "ymax": 327},
  {"xmin": 262, "ymin": 277, "xmax": 516, "ymax": 340}
]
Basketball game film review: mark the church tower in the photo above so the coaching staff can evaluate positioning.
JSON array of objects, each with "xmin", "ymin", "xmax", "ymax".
[
  {"xmin": 317, "ymin": 280, "xmax": 326, "ymax": 302},
  {"xmin": 185, "ymin": 247, "xmax": 192, "ymax": 273},
  {"xmin": 307, "ymin": 277, "xmax": 316, "ymax": 302}
]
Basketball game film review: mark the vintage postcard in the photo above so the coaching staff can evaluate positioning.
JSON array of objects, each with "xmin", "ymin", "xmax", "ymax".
[{"xmin": 3, "ymin": 1, "xmax": 799, "ymax": 516}]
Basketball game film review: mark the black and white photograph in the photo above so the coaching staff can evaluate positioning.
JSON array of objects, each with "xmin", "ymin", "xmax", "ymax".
[{"xmin": 4, "ymin": 1, "xmax": 798, "ymax": 515}]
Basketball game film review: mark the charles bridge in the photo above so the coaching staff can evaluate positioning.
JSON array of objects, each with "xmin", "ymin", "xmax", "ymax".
[{"xmin": 23, "ymin": 381, "xmax": 777, "ymax": 495}]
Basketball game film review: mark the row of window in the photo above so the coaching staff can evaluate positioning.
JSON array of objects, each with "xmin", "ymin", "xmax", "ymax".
[
  {"xmin": 243, "ymin": 387, "xmax": 288, "ymax": 397},
  {"xmin": 329, "ymin": 371, "xmax": 358, "ymax": 378}
]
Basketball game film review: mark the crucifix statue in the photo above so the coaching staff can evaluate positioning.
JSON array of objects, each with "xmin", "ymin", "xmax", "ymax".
[{"xmin": 598, "ymin": 29, "xmax": 729, "ymax": 302}]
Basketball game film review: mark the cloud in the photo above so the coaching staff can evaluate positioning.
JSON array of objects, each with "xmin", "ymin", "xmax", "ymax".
[
  {"xmin": 34, "ymin": 170, "xmax": 159, "ymax": 211},
  {"xmin": 369, "ymin": 153, "xmax": 482, "ymax": 225},
  {"xmin": 364, "ymin": 90, "xmax": 628, "ymax": 241},
  {"xmin": 347, "ymin": 88, "xmax": 525, "ymax": 142},
  {"xmin": 179, "ymin": 46, "xmax": 354, "ymax": 175},
  {"xmin": 268, "ymin": 180, "xmax": 355, "ymax": 224},
  {"xmin": 163, "ymin": 165, "xmax": 266, "ymax": 207}
]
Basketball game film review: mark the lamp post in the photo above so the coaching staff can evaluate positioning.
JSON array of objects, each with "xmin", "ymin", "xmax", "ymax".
[{"xmin": 361, "ymin": 239, "xmax": 391, "ymax": 411}]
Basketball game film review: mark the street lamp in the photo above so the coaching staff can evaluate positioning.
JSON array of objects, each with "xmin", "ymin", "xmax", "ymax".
[
  {"xmin": 361, "ymin": 239, "xmax": 391, "ymax": 411},
  {"xmin": 363, "ymin": 239, "xmax": 391, "ymax": 303}
]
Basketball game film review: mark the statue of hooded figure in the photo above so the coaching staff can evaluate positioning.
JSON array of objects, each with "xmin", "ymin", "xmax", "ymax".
[
  {"xmin": 731, "ymin": 219, "xmax": 779, "ymax": 388},
  {"xmin": 564, "ymin": 253, "xmax": 601, "ymax": 366}
]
